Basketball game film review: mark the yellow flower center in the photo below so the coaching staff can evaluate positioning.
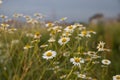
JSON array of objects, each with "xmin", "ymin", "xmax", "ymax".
[
  {"xmin": 46, "ymin": 52, "xmax": 52, "ymax": 57},
  {"xmin": 89, "ymin": 52, "xmax": 95, "ymax": 55},
  {"xmin": 51, "ymin": 31, "xmax": 56, "ymax": 35},
  {"xmin": 99, "ymin": 45, "xmax": 103, "ymax": 48},
  {"xmin": 89, "ymin": 30, "xmax": 94, "ymax": 32},
  {"xmin": 68, "ymin": 26, "xmax": 73, "ymax": 29},
  {"xmin": 74, "ymin": 58, "xmax": 80, "ymax": 63},
  {"xmin": 104, "ymin": 60, "xmax": 109, "ymax": 63},
  {"xmin": 35, "ymin": 32, "xmax": 40, "ymax": 36},
  {"xmin": 62, "ymin": 38, "xmax": 67, "ymax": 42},
  {"xmin": 26, "ymin": 45, "xmax": 31, "ymax": 48},
  {"xmin": 48, "ymin": 23, "xmax": 53, "ymax": 27},
  {"xmin": 65, "ymin": 32, "xmax": 70, "ymax": 36},
  {"xmin": 82, "ymin": 31, "xmax": 87, "ymax": 35},
  {"xmin": 1, "ymin": 24, "xmax": 9, "ymax": 27},
  {"xmin": 116, "ymin": 76, "xmax": 120, "ymax": 79}
]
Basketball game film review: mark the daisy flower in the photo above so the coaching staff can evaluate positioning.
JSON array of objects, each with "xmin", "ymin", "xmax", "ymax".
[
  {"xmin": 102, "ymin": 59, "xmax": 111, "ymax": 65},
  {"xmin": 64, "ymin": 25, "xmax": 76, "ymax": 33},
  {"xmin": 0, "ymin": 23, "xmax": 9, "ymax": 31},
  {"xmin": 46, "ymin": 23, "xmax": 55, "ymax": 27},
  {"xmin": 87, "ymin": 51, "xmax": 96, "ymax": 57},
  {"xmin": 79, "ymin": 30, "xmax": 91, "ymax": 37},
  {"xmin": 8, "ymin": 28, "xmax": 17, "ymax": 33},
  {"xmin": 1, "ymin": 23, "xmax": 9, "ymax": 27},
  {"xmin": 97, "ymin": 41, "xmax": 105, "ymax": 51},
  {"xmin": 31, "ymin": 39, "xmax": 39, "ymax": 43},
  {"xmin": 34, "ymin": 32, "xmax": 41, "ymax": 39},
  {"xmin": 52, "ymin": 26, "xmax": 62, "ymax": 32},
  {"xmin": 70, "ymin": 57, "xmax": 84, "ymax": 66},
  {"xmin": 27, "ymin": 18, "xmax": 38, "ymax": 24},
  {"xmin": 78, "ymin": 74, "xmax": 86, "ymax": 79},
  {"xmin": 59, "ymin": 17, "xmax": 67, "ymax": 21},
  {"xmin": 26, "ymin": 33, "xmax": 34, "ymax": 37},
  {"xmin": 11, "ymin": 40, "xmax": 19, "ymax": 44},
  {"xmin": 42, "ymin": 50, "xmax": 57, "ymax": 60},
  {"xmin": 24, "ymin": 45, "xmax": 33, "ymax": 50},
  {"xmin": 48, "ymin": 37, "xmax": 56, "ymax": 43},
  {"xmin": 34, "ymin": 13, "xmax": 41, "ymax": 17},
  {"xmin": 58, "ymin": 37, "xmax": 70, "ymax": 45},
  {"xmin": 40, "ymin": 44, "xmax": 48, "ymax": 48},
  {"xmin": 13, "ymin": 13, "xmax": 23, "ymax": 18},
  {"xmin": 0, "ymin": 15, "xmax": 7, "ymax": 19},
  {"xmin": 62, "ymin": 32, "xmax": 71, "ymax": 37},
  {"xmin": 113, "ymin": 75, "xmax": 120, "ymax": 80},
  {"xmin": 88, "ymin": 30, "xmax": 96, "ymax": 34}
]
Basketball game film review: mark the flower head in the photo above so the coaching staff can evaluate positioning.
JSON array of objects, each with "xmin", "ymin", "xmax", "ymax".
[
  {"xmin": 78, "ymin": 74, "xmax": 86, "ymax": 79},
  {"xmin": 102, "ymin": 59, "xmax": 111, "ymax": 65},
  {"xmin": 79, "ymin": 30, "xmax": 91, "ymax": 37},
  {"xmin": 46, "ymin": 23, "xmax": 55, "ymax": 27},
  {"xmin": 0, "ymin": 15, "xmax": 7, "ymax": 19},
  {"xmin": 70, "ymin": 57, "xmax": 84, "ymax": 66},
  {"xmin": 87, "ymin": 51, "xmax": 96, "ymax": 57},
  {"xmin": 43, "ymin": 50, "xmax": 57, "ymax": 60},
  {"xmin": 40, "ymin": 44, "xmax": 48, "ymax": 48},
  {"xmin": 24, "ymin": 45, "xmax": 33, "ymax": 50},
  {"xmin": 97, "ymin": 41, "xmax": 105, "ymax": 51},
  {"xmin": 113, "ymin": 75, "xmax": 120, "ymax": 80},
  {"xmin": 34, "ymin": 32, "xmax": 41, "ymax": 39},
  {"xmin": 59, "ymin": 17, "xmax": 67, "ymax": 21},
  {"xmin": 48, "ymin": 37, "xmax": 56, "ymax": 43},
  {"xmin": 8, "ymin": 28, "xmax": 17, "ymax": 33},
  {"xmin": 64, "ymin": 25, "xmax": 76, "ymax": 33},
  {"xmin": 58, "ymin": 37, "xmax": 70, "ymax": 45}
]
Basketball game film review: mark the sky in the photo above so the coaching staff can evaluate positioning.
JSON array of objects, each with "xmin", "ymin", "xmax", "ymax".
[{"xmin": 0, "ymin": 0, "xmax": 120, "ymax": 22}]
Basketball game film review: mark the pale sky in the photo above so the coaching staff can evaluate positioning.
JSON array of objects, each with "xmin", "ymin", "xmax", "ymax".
[{"xmin": 0, "ymin": 0, "xmax": 120, "ymax": 22}]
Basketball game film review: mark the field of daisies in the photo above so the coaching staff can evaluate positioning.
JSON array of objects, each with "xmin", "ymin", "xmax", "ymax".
[{"xmin": 0, "ymin": 13, "xmax": 120, "ymax": 80}]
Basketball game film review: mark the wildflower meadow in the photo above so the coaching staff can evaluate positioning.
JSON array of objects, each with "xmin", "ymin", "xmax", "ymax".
[{"xmin": 0, "ymin": 13, "xmax": 120, "ymax": 80}]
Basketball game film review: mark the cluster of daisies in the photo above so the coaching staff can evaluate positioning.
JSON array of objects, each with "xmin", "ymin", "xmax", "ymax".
[
  {"xmin": 0, "ymin": 14, "xmax": 119, "ymax": 80},
  {"xmin": 22, "ymin": 18, "xmax": 119, "ymax": 80}
]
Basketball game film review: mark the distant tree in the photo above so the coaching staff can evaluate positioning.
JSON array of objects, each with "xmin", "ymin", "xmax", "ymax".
[
  {"xmin": 89, "ymin": 13, "xmax": 104, "ymax": 22},
  {"xmin": 117, "ymin": 14, "xmax": 120, "ymax": 22}
]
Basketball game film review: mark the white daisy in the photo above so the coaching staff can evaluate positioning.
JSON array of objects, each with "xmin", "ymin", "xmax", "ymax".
[
  {"xmin": 26, "ymin": 33, "xmax": 34, "ymax": 37},
  {"xmin": 58, "ymin": 37, "xmax": 70, "ymax": 45},
  {"xmin": 113, "ymin": 75, "xmax": 120, "ymax": 80},
  {"xmin": 88, "ymin": 30, "xmax": 96, "ymax": 34},
  {"xmin": 46, "ymin": 23, "xmax": 55, "ymax": 27},
  {"xmin": 48, "ymin": 37, "xmax": 56, "ymax": 43},
  {"xmin": 64, "ymin": 25, "xmax": 76, "ymax": 33},
  {"xmin": 78, "ymin": 74, "xmax": 86, "ymax": 79},
  {"xmin": 102, "ymin": 59, "xmax": 111, "ymax": 65},
  {"xmin": 70, "ymin": 57, "xmax": 84, "ymax": 66},
  {"xmin": 11, "ymin": 40, "xmax": 19, "ymax": 44},
  {"xmin": 62, "ymin": 32, "xmax": 71, "ymax": 37},
  {"xmin": 34, "ymin": 32, "xmax": 41, "ymax": 39},
  {"xmin": 0, "ymin": 15, "xmax": 7, "ymax": 19},
  {"xmin": 60, "ymin": 17, "xmax": 67, "ymax": 21},
  {"xmin": 87, "ymin": 51, "xmax": 96, "ymax": 57},
  {"xmin": 42, "ymin": 50, "xmax": 57, "ymax": 60},
  {"xmin": 40, "ymin": 44, "xmax": 48, "ymax": 48},
  {"xmin": 79, "ymin": 30, "xmax": 91, "ymax": 38},
  {"xmin": 23, "ymin": 45, "xmax": 33, "ymax": 50},
  {"xmin": 97, "ymin": 41, "xmax": 105, "ymax": 51}
]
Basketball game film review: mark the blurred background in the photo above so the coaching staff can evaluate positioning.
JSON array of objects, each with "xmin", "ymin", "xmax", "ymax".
[
  {"xmin": 0, "ymin": 0, "xmax": 120, "ymax": 22},
  {"xmin": 0, "ymin": 0, "xmax": 120, "ymax": 77}
]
